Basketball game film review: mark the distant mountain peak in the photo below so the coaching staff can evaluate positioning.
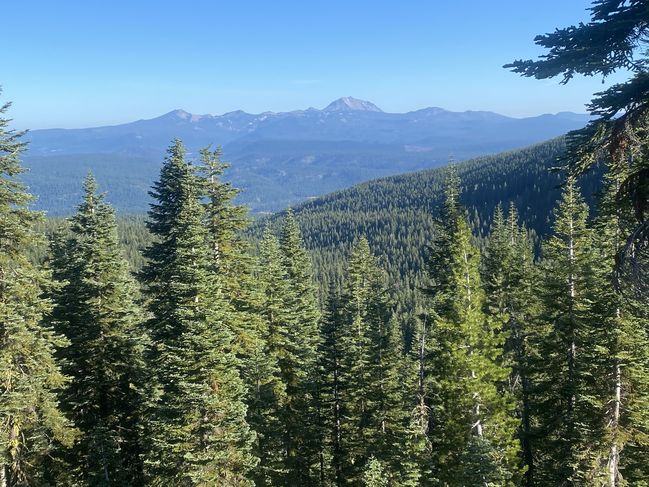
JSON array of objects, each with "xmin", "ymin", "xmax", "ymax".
[
  {"xmin": 324, "ymin": 97, "xmax": 383, "ymax": 113},
  {"xmin": 162, "ymin": 109, "xmax": 213, "ymax": 123},
  {"xmin": 167, "ymin": 109, "xmax": 192, "ymax": 119}
]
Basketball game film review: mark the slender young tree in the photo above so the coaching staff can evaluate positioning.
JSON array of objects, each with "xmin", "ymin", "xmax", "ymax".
[
  {"xmin": 531, "ymin": 178, "xmax": 608, "ymax": 485},
  {"xmin": 49, "ymin": 174, "xmax": 148, "ymax": 486},
  {"xmin": 0, "ymin": 93, "xmax": 75, "ymax": 487},
  {"xmin": 319, "ymin": 286, "xmax": 345, "ymax": 486},
  {"xmin": 141, "ymin": 139, "xmax": 256, "ymax": 486}
]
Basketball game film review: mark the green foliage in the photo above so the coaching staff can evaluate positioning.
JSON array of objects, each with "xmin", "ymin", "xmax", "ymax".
[
  {"xmin": 141, "ymin": 140, "xmax": 256, "ymax": 485},
  {"xmin": 530, "ymin": 179, "xmax": 609, "ymax": 484},
  {"xmin": 482, "ymin": 203, "xmax": 539, "ymax": 484},
  {"xmin": 362, "ymin": 456, "xmax": 389, "ymax": 487},
  {"xmin": 0, "ymin": 92, "xmax": 76, "ymax": 486},
  {"xmin": 507, "ymin": 0, "xmax": 649, "ymax": 224},
  {"xmin": 424, "ymin": 173, "xmax": 521, "ymax": 485},
  {"xmin": 48, "ymin": 174, "xmax": 149, "ymax": 486}
]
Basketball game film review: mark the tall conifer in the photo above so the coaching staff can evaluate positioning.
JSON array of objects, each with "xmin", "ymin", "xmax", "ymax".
[
  {"xmin": 141, "ymin": 140, "xmax": 256, "ymax": 485},
  {"xmin": 531, "ymin": 178, "xmax": 608, "ymax": 484},
  {"xmin": 483, "ymin": 203, "xmax": 539, "ymax": 485},
  {"xmin": 424, "ymin": 172, "xmax": 520, "ymax": 485},
  {"xmin": 278, "ymin": 210, "xmax": 322, "ymax": 483},
  {"xmin": 592, "ymin": 174, "xmax": 649, "ymax": 486},
  {"xmin": 49, "ymin": 174, "xmax": 148, "ymax": 486},
  {"xmin": 0, "ymin": 94, "xmax": 75, "ymax": 486}
]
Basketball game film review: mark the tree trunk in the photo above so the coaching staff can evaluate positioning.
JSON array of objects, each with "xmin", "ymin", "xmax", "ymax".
[{"xmin": 608, "ymin": 359, "xmax": 621, "ymax": 487}]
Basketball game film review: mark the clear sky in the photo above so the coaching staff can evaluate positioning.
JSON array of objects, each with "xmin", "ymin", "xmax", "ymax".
[{"xmin": 4, "ymin": 0, "xmax": 625, "ymax": 129}]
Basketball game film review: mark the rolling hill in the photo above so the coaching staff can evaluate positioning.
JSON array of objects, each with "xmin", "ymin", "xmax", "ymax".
[{"xmin": 254, "ymin": 137, "xmax": 602, "ymax": 304}]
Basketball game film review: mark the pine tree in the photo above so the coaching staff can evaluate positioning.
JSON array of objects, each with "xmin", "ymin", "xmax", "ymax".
[
  {"xmin": 278, "ymin": 210, "xmax": 323, "ymax": 484},
  {"xmin": 333, "ymin": 237, "xmax": 422, "ymax": 484},
  {"xmin": 362, "ymin": 456, "xmax": 389, "ymax": 487},
  {"xmin": 531, "ymin": 178, "xmax": 608, "ymax": 484},
  {"xmin": 404, "ymin": 314, "xmax": 436, "ymax": 485},
  {"xmin": 141, "ymin": 139, "xmax": 256, "ymax": 485},
  {"xmin": 48, "ymin": 174, "xmax": 148, "ymax": 486},
  {"xmin": 0, "ymin": 93, "xmax": 75, "ymax": 486},
  {"xmin": 483, "ymin": 202, "xmax": 539, "ymax": 485},
  {"xmin": 424, "ymin": 171, "xmax": 521, "ymax": 485}
]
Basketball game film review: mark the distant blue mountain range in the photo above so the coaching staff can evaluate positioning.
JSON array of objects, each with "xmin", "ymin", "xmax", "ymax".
[{"xmin": 21, "ymin": 97, "xmax": 590, "ymax": 214}]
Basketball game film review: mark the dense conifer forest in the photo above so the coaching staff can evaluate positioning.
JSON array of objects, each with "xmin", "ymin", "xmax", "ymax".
[{"xmin": 3, "ymin": 2, "xmax": 649, "ymax": 485}]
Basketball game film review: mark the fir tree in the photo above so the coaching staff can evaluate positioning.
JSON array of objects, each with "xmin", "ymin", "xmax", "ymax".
[
  {"xmin": 251, "ymin": 229, "xmax": 290, "ymax": 486},
  {"xmin": 483, "ymin": 202, "xmax": 539, "ymax": 485},
  {"xmin": 278, "ymin": 210, "xmax": 323, "ymax": 484},
  {"xmin": 0, "ymin": 93, "xmax": 75, "ymax": 486},
  {"xmin": 48, "ymin": 174, "xmax": 149, "ymax": 486},
  {"xmin": 362, "ymin": 456, "xmax": 389, "ymax": 487},
  {"xmin": 591, "ymin": 174, "xmax": 649, "ymax": 486},
  {"xmin": 531, "ymin": 178, "xmax": 608, "ymax": 484},
  {"xmin": 337, "ymin": 238, "xmax": 385, "ymax": 483},
  {"xmin": 335, "ymin": 237, "xmax": 422, "ymax": 484},
  {"xmin": 319, "ymin": 286, "xmax": 345, "ymax": 486},
  {"xmin": 141, "ymin": 139, "xmax": 256, "ymax": 486},
  {"xmin": 424, "ymin": 172, "xmax": 521, "ymax": 485}
]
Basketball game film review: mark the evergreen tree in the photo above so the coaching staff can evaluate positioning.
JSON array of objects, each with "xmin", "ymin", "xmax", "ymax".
[
  {"xmin": 141, "ymin": 139, "xmax": 256, "ymax": 486},
  {"xmin": 424, "ymin": 172, "xmax": 521, "ymax": 485},
  {"xmin": 362, "ymin": 456, "xmax": 389, "ymax": 487},
  {"xmin": 531, "ymin": 178, "xmax": 608, "ymax": 484},
  {"xmin": 507, "ymin": 0, "xmax": 649, "ymax": 223},
  {"xmin": 197, "ymin": 147, "xmax": 277, "ymax": 485},
  {"xmin": 337, "ymin": 238, "xmax": 387, "ymax": 483},
  {"xmin": 591, "ymin": 174, "xmax": 649, "ymax": 486},
  {"xmin": 319, "ymin": 286, "xmax": 345, "ymax": 486},
  {"xmin": 483, "ymin": 202, "xmax": 539, "ymax": 485},
  {"xmin": 0, "ymin": 93, "xmax": 75, "ymax": 486},
  {"xmin": 278, "ymin": 210, "xmax": 323, "ymax": 484},
  {"xmin": 334, "ymin": 237, "xmax": 423, "ymax": 484},
  {"xmin": 49, "ymin": 174, "xmax": 148, "ymax": 486},
  {"xmin": 251, "ymin": 229, "xmax": 290, "ymax": 486}
]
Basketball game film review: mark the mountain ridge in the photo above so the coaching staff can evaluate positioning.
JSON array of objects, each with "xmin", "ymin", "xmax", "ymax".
[{"xmin": 19, "ymin": 99, "xmax": 591, "ymax": 214}]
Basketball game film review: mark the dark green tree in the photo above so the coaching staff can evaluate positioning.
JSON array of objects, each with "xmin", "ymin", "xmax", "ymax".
[
  {"xmin": 319, "ymin": 286, "xmax": 345, "ymax": 485},
  {"xmin": 506, "ymin": 0, "xmax": 649, "ymax": 223},
  {"xmin": 277, "ymin": 210, "xmax": 323, "ymax": 484},
  {"xmin": 49, "ymin": 174, "xmax": 148, "ymax": 486},
  {"xmin": 250, "ymin": 229, "xmax": 290, "ymax": 486},
  {"xmin": 334, "ymin": 237, "xmax": 424, "ymax": 485},
  {"xmin": 0, "ymin": 93, "xmax": 75, "ymax": 486},
  {"xmin": 591, "ymin": 173, "xmax": 649, "ymax": 486},
  {"xmin": 141, "ymin": 139, "xmax": 256, "ymax": 485},
  {"xmin": 337, "ymin": 238, "xmax": 386, "ymax": 483},
  {"xmin": 531, "ymin": 179, "xmax": 608, "ymax": 484},
  {"xmin": 482, "ymin": 203, "xmax": 539, "ymax": 485}
]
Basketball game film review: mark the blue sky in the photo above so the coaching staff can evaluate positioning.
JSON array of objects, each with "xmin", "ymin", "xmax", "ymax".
[{"xmin": 4, "ymin": 0, "xmax": 625, "ymax": 128}]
